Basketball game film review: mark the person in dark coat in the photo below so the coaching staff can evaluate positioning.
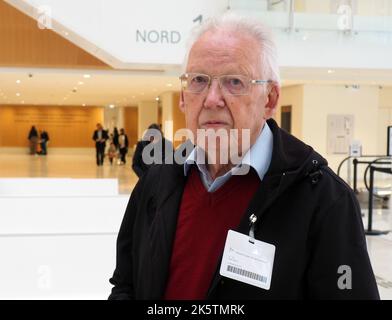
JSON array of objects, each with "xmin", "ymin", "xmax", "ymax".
[
  {"xmin": 92, "ymin": 123, "xmax": 109, "ymax": 166},
  {"xmin": 28, "ymin": 125, "xmax": 39, "ymax": 155},
  {"xmin": 109, "ymin": 14, "xmax": 379, "ymax": 300},
  {"xmin": 113, "ymin": 127, "xmax": 120, "ymax": 152},
  {"xmin": 132, "ymin": 123, "xmax": 174, "ymax": 178},
  {"xmin": 39, "ymin": 130, "xmax": 49, "ymax": 155},
  {"xmin": 118, "ymin": 128, "xmax": 129, "ymax": 165}
]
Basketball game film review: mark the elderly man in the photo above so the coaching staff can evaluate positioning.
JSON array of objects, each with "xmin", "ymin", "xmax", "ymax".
[{"xmin": 109, "ymin": 14, "xmax": 379, "ymax": 300}]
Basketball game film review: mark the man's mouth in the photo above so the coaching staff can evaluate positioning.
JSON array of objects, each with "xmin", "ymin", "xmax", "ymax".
[{"xmin": 201, "ymin": 121, "xmax": 229, "ymax": 128}]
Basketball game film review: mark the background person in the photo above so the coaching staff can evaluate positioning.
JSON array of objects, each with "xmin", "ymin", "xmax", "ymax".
[
  {"xmin": 118, "ymin": 128, "xmax": 129, "ymax": 165},
  {"xmin": 27, "ymin": 125, "xmax": 39, "ymax": 155},
  {"xmin": 39, "ymin": 129, "xmax": 49, "ymax": 155},
  {"xmin": 113, "ymin": 127, "xmax": 120, "ymax": 153},
  {"xmin": 92, "ymin": 123, "xmax": 108, "ymax": 166},
  {"xmin": 131, "ymin": 123, "xmax": 173, "ymax": 178},
  {"xmin": 108, "ymin": 142, "xmax": 117, "ymax": 165}
]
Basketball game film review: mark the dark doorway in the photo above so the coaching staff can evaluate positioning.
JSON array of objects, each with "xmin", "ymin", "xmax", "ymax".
[{"xmin": 281, "ymin": 105, "xmax": 292, "ymax": 133}]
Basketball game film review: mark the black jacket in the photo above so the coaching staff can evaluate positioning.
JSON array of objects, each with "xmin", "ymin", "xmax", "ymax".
[
  {"xmin": 40, "ymin": 131, "xmax": 49, "ymax": 142},
  {"xmin": 92, "ymin": 129, "xmax": 109, "ymax": 147},
  {"xmin": 132, "ymin": 138, "xmax": 174, "ymax": 178},
  {"xmin": 109, "ymin": 119, "xmax": 379, "ymax": 300},
  {"xmin": 28, "ymin": 127, "xmax": 38, "ymax": 140}
]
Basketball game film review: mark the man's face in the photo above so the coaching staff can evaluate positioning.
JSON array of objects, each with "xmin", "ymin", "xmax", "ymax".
[{"xmin": 180, "ymin": 29, "xmax": 278, "ymax": 156}]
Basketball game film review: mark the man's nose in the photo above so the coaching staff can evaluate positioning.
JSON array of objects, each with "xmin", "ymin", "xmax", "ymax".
[{"xmin": 203, "ymin": 78, "xmax": 225, "ymax": 109}]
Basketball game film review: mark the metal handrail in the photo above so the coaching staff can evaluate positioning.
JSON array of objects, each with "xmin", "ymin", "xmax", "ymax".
[
  {"xmin": 336, "ymin": 154, "xmax": 387, "ymax": 177},
  {"xmin": 363, "ymin": 158, "xmax": 392, "ymax": 199}
]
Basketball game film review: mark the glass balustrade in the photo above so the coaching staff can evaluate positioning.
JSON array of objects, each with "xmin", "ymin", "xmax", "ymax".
[{"xmin": 227, "ymin": 0, "xmax": 392, "ymax": 33}]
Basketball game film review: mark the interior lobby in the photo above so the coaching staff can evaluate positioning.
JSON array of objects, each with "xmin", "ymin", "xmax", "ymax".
[{"xmin": 0, "ymin": 0, "xmax": 391, "ymax": 300}]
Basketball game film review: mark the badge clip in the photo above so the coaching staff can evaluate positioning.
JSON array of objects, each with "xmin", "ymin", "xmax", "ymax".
[{"xmin": 248, "ymin": 214, "xmax": 257, "ymax": 244}]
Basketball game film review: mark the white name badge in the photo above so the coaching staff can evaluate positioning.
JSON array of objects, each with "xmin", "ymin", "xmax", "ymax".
[{"xmin": 219, "ymin": 230, "xmax": 275, "ymax": 290}]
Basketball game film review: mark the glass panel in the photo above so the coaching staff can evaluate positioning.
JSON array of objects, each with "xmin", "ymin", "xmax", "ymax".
[{"xmin": 228, "ymin": 0, "xmax": 392, "ymax": 32}]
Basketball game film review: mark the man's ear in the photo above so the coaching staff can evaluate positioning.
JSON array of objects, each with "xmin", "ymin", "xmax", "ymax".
[
  {"xmin": 179, "ymin": 91, "xmax": 185, "ymax": 113},
  {"xmin": 264, "ymin": 84, "xmax": 280, "ymax": 119}
]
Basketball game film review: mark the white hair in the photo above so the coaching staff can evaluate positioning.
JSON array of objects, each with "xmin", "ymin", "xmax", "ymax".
[{"xmin": 182, "ymin": 12, "xmax": 280, "ymax": 85}]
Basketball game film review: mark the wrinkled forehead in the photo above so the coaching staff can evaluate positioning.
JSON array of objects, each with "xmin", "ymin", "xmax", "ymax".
[{"xmin": 186, "ymin": 29, "xmax": 261, "ymax": 76}]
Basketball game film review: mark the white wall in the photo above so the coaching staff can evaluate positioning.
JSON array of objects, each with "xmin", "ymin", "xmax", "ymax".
[
  {"xmin": 138, "ymin": 101, "xmax": 158, "ymax": 139},
  {"xmin": 160, "ymin": 91, "xmax": 174, "ymax": 138},
  {"xmin": 103, "ymin": 106, "xmax": 124, "ymax": 133},
  {"xmin": 380, "ymin": 87, "xmax": 392, "ymax": 109},
  {"xmin": 301, "ymin": 84, "xmax": 379, "ymax": 175},
  {"xmin": 378, "ymin": 108, "xmax": 392, "ymax": 156},
  {"xmin": 277, "ymin": 85, "xmax": 304, "ymax": 139},
  {"xmin": 378, "ymin": 87, "xmax": 392, "ymax": 155}
]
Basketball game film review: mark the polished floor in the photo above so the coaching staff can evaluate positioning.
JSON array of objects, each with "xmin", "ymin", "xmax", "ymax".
[
  {"xmin": 0, "ymin": 153, "xmax": 391, "ymax": 299},
  {"xmin": 0, "ymin": 153, "xmax": 138, "ymax": 195}
]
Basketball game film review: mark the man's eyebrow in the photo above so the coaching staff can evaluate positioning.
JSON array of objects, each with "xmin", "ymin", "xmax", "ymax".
[{"xmin": 185, "ymin": 68, "xmax": 253, "ymax": 77}]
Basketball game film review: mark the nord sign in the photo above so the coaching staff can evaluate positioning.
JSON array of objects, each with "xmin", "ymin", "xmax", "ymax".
[{"xmin": 136, "ymin": 30, "xmax": 181, "ymax": 44}]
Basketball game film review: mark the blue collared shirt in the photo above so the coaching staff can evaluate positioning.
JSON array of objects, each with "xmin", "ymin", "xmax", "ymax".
[{"xmin": 184, "ymin": 123, "xmax": 273, "ymax": 192}]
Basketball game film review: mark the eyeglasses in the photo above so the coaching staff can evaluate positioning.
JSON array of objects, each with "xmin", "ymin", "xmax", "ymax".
[{"xmin": 179, "ymin": 73, "xmax": 272, "ymax": 96}]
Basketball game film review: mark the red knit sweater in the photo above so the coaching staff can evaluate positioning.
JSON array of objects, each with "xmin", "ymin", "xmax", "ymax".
[{"xmin": 164, "ymin": 166, "xmax": 260, "ymax": 300}]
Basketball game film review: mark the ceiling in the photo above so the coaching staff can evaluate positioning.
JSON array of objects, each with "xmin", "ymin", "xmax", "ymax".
[
  {"xmin": 0, "ymin": 67, "xmax": 181, "ymax": 107},
  {"xmin": 1, "ymin": 66, "xmax": 392, "ymax": 108}
]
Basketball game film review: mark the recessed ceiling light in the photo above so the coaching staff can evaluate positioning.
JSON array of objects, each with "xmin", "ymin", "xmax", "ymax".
[
  {"xmin": 78, "ymin": 81, "xmax": 84, "ymax": 85},
  {"xmin": 166, "ymin": 83, "xmax": 173, "ymax": 87},
  {"xmin": 16, "ymin": 93, "xmax": 21, "ymax": 96},
  {"xmin": 16, "ymin": 80, "xmax": 21, "ymax": 84},
  {"xmin": 109, "ymin": 104, "xmax": 115, "ymax": 109},
  {"xmin": 83, "ymin": 74, "xmax": 91, "ymax": 79},
  {"xmin": 64, "ymin": 31, "xmax": 69, "ymax": 36},
  {"xmin": 82, "ymin": 103, "xmax": 86, "ymax": 107},
  {"xmin": 327, "ymin": 69, "xmax": 335, "ymax": 74},
  {"xmin": 155, "ymin": 97, "xmax": 160, "ymax": 101}
]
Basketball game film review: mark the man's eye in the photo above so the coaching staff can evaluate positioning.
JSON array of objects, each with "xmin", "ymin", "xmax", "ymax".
[
  {"xmin": 229, "ymin": 78, "xmax": 243, "ymax": 86},
  {"xmin": 192, "ymin": 76, "xmax": 207, "ymax": 83}
]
